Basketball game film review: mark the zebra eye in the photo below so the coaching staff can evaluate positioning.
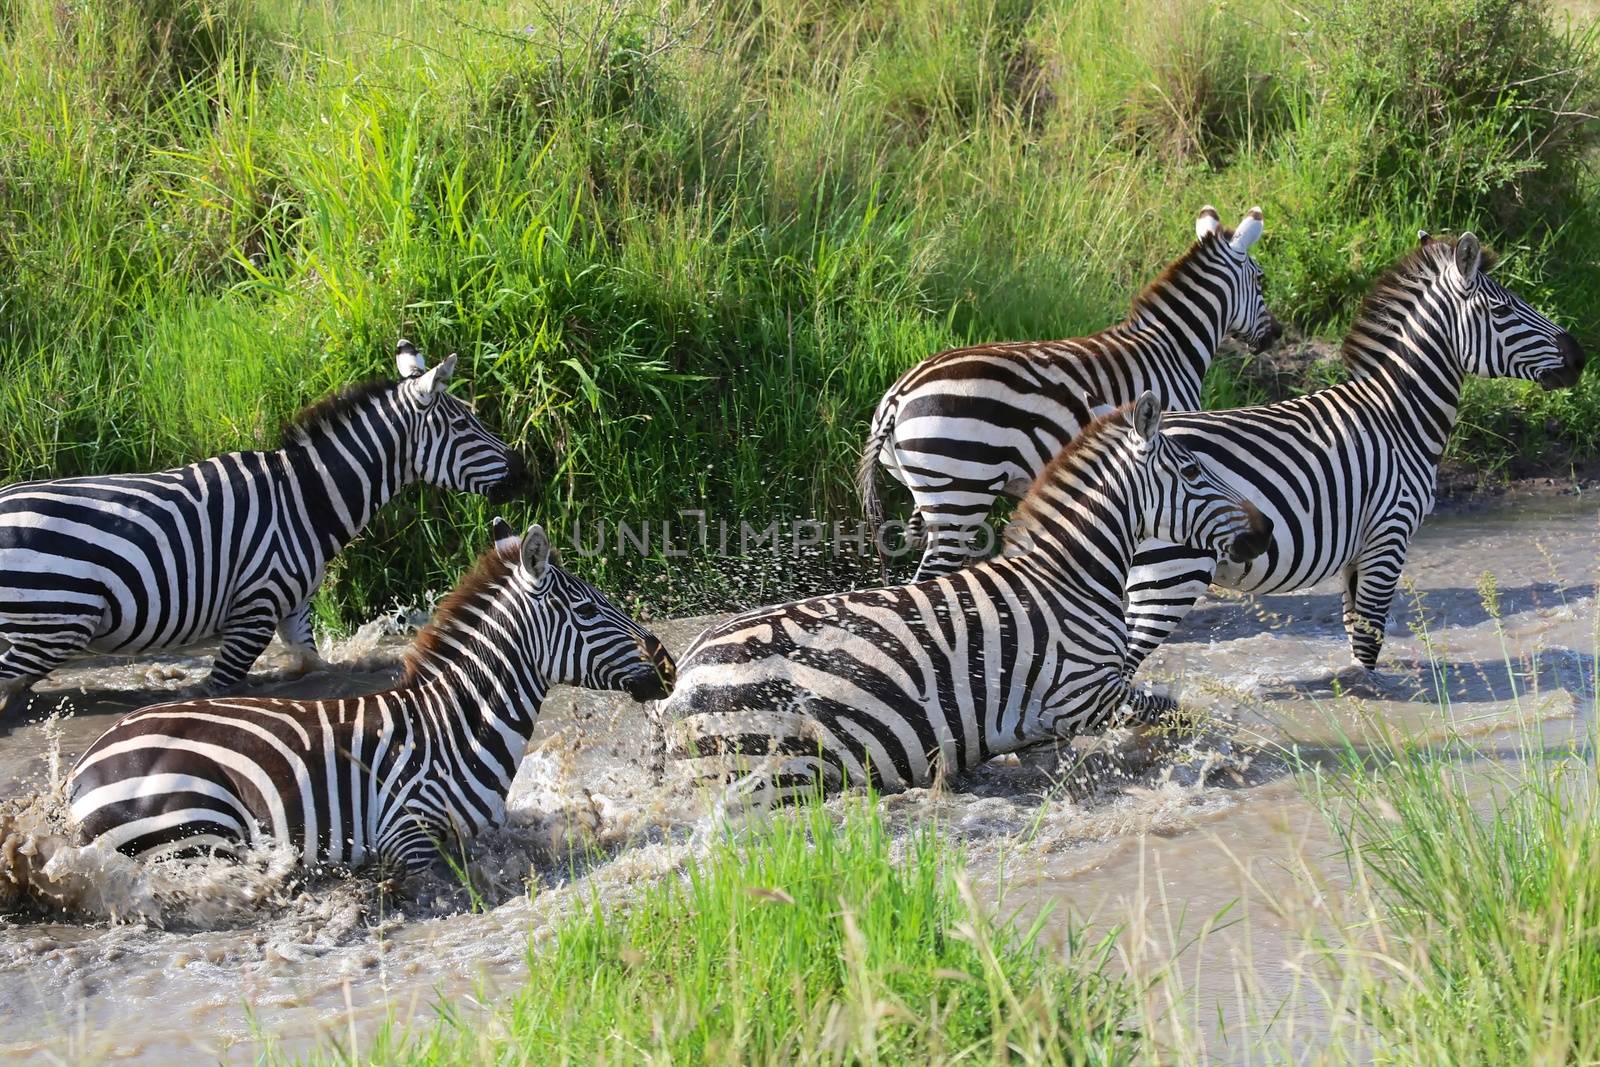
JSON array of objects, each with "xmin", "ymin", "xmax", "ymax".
[{"xmin": 1181, "ymin": 463, "xmax": 1203, "ymax": 482}]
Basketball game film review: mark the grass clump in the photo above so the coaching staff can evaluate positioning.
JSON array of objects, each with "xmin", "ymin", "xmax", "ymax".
[
  {"xmin": 308, "ymin": 801, "xmax": 1137, "ymax": 1066},
  {"xmin": 1306, "ymin": 709, "xmax": 1600, "ymax": 1063}
]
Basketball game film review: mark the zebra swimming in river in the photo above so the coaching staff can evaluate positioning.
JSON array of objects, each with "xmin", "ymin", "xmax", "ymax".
[
  {"xmin": 0, "ymin": 340, "xmax": 521, "ymax": 707},
  {"xmin": 1119, "ymin": 232, "xmax": 1585, "ymax": 678},
  {"xmin": 664, "ymin": 392, "xmax": 1271, "ymax": 810},
  {"xmin": 67, "ymin": 519, "xmax": 676, "ymax": 872},
  {"xmin": 861, "ymin": 206, "xmax": 1279, "ymax": 580}
]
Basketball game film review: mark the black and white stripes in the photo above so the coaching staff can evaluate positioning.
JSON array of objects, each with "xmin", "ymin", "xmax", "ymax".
[
  {"xmin": 1120, "ymin": 233, "xmax": 1585, "ymax": 676},
  {"xmin": 0, "ymin": 341, "xmax": 521, "ymax": 702},
  {"xmin": 664, "ymin": 393, "xmax": 1270, "ymax": 809},
  {"xmin": 66, "ymin": 521, "xmax": 676, "ymax": 871},
  {"xmin": 861, "ymin": 207, "xmax": 1279, "ymax": 579}
]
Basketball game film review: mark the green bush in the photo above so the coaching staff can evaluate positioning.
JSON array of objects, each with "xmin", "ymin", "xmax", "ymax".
[{"xmin": 0, "ymin": 0, "xmax": 1595, "ymax": 622}]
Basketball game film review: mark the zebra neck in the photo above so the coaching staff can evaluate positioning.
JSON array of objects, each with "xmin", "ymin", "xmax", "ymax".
[
  {"xmin": 1011, "ymin": 463, "xmax": 1141, "ymax": 593},
  {"xmin": 1124, "ymin": 295, "xmax": 1226, "ymax": 389},
  {"xmin": 1349, "ymin": 328, "xmax": 1467, "ymax": 466},
  {"xmin": 408, "ymin": 647, "xmax": 549, "ymax": 772},
  {"xmin": 282, "ymin": 417, "xmax": 413, "ymax": 551}
]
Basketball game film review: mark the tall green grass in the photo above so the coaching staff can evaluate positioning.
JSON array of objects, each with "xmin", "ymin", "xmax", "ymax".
[
  {"xmin": 2, "ymin": 0, "xmax": 1596, "ymax": 621},
  {"xmin": 1303, "ymin": 717, "xmax": 1600, "ymax": 1063},
  {"xmin": 289, "ymin": 800, "xmax": 1138, "ymax": 1065},
  {"xmin": 1298, "ymin": 565, "xmax": 1600, "ymax": 1067}
]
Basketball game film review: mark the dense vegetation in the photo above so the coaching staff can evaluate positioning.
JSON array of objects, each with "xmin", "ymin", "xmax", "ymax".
[{"xmin": 2, "ymin": 0, "xmax": 1597, "ymax": 622}]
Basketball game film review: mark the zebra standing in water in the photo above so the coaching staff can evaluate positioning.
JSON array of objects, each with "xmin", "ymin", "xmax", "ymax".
[
  {"xmin": 67, "ymin": 520, "xmax": 676, "ymax": 871},
  {"xmin": 663, "ymin": 393, "xmax": 1271, "ymax": 809},
  {"xmin": 862, "ymin": 207, "xmax": 1280, "ymax": 579},
  {"xmin": 1121, "ymin": 233, "xmax": 1585, "ymax": 677},
  {"xmin": 0, "ymin": 341, "xmax": 521, "ymax": 705}
]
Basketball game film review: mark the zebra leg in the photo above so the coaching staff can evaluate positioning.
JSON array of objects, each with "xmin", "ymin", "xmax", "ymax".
[
  {"xmin": 1122, "ymin": 544, "xmax": 1219, "ymax": 676},
  {"xmin": 720, "ymin": 755, "xmax": 846, "ymax": 816},
  {"xmin": 0, "ymin": 616, "xmax": 100, "ymax": 706},
  {"xmin": 1048, "ymin": 671, "xmax": 1179, "ymax": 740},
  {"xmin": 276, "ymin": 601, "xmax": 325, "ymax": 676},
  {"xmin": 205, "ymin": 613, "xmax": 280, "ymax": 694},
  {"xmin": 1342, "ymin": 541, "xmax": 1408, "ymax": 671}
]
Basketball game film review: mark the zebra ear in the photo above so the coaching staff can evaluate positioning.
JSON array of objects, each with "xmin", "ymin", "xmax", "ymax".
[
  {"xmin": 395, "ymin": 339, "xmax": 426, "ymax": 379},
  {"xmin": 491, "ymin": 516, "xmax": 518, "ymax": 554},
  {"xmin": 414, "ymin": 353, "xmax": 458, "ymax": 400},
  {"xmin": 1455, "ymin": 233, "xmax": 1482, "ymax": 284},
  {"xmin": 520, "ymin": 523, "xmax": 551, "ymax": 581},
  {"xmin": 1418, "ymin": 230, "xmax": 1432, "ymax": 245},
  {"xmin": 1229, "ymin": 207, "xmax": 1264, "ymax": 253},
  {"xmin": 1129, "ymin": 391, "xmax": 1162, "ymax": 441},
  {"xmin": 1195, "ymin": 206, "xmax": 1221, "ymax": 240}
]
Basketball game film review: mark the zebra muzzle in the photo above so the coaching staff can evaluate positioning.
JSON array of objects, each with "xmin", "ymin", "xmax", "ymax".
[
  {"xmin": 1538, "ymin": 333, "xmax": 1586, "ymax": 390},
  {"xmin": 1227, "ymin": 506, "xmax": 1272, "ymax": 563},
  {"xmin": 625, "ymin": 639, "xmax": 677, "ymax": 701},
  {"xmin": 485, "ymin": 454, "xmax": 528, "ymax": 503}
]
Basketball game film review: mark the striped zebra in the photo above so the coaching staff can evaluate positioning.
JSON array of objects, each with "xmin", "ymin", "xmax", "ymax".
[
  {"xmin": 1121, "ymin": 232, "xmax": 1585, "ymax": 678},
  {"xmin": 0, "ymin": 340, "xmax": 521, "ymax": 706},
  {"xmin": 663, "ymin": 392, "xmax": 1271, "ymax": 809},
  {"xmin": 66, "ymin": 520, "xmax": 676, "ymax": 871},
  {"xmin": 862, "ymin": 207, "xmax": 1280, "ymax": 579}
]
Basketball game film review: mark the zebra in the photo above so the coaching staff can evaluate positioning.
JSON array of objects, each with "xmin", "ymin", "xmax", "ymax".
[
  {"xmin": 0, "ymin": 340, "xmax": 522, "ymax": 706},
  {"xmin": 861, "ymin": 206, "xmax": 1280, "ymax": 580},
  {"xmin": 66, "ymin": 519, "xmax": 677, "ymax": 872},
  {"xmin": 662, "ymin": 392, "xmax": 1271, "ymax": 809},
  {"xmin": 1120, "ymin": 232, "xmax": 1585, "ymax": 679}
]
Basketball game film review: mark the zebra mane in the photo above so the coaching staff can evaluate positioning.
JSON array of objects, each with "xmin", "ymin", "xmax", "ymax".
[
  {"xmin": 1125, "ymin": 231, "xmax": 1233, "ymax": 323},
  {"xmin": 1340, "ymin": 237, "xmax": 1499, "ymax": 375},
  {"xmin": 281, "ymin": 380, "xmax": 398, "ymax": 444},
  {"xmin": 1004, "ymin": 405, "xmax": 1128, "ymax": 551},
  {"xmin": 402, "ymin": 541, "xmax": 519, "ymax": 685}
]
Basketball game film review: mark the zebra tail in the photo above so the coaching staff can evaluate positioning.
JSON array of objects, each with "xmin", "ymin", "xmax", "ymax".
[{"xmin": 857, "ymin": 403, "xmax": 894, "ymax": 584}]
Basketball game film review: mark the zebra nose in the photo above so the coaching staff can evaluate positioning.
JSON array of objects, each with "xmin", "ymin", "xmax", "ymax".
[
  {"xmin": 1540, "ymin": 332, "xmax": 1586, "ymax": 390},
  {"xmin": 625, "ymin": 637, "xmax": 676, "ymax": 701},
  {"xmin": 1250, "ymin": 313, "xmax": 1283, "ymax": 353},
  {"xmin": 486, "ymin": 454, "xmax": 527, "ymax": 503},
  {"xmin": 1228, "ymin": 507, "xmax": 1272, "ymax": 563}
]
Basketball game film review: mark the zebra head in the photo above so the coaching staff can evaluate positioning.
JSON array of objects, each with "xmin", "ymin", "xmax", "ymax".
[
  {"xmin": 1194, "ymin": 205, "xmax": 1280, "ymax": 353},
  {"xmin": 396, "ymin": 340, "xmax": 525, "ymax": 503},
  {"xmin": 1422, "ymin": 233, "xmax": 1586, "ymax": 390},
  {"xmin": 490, "ymin": 519, "xmax": 676, "ymax": 702},
  {"xmin": 1129, "ymin": 392, "xmax": 1271, "ymax": 564}
]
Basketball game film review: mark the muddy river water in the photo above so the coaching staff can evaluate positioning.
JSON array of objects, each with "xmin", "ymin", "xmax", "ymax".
[{"xmin": 1, "ymin": 495, "xmax": 1595, "ymax": 1063}]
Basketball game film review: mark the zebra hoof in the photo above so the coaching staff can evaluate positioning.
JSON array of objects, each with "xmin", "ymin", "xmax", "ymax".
[
  {"xmin": 1331, "ymin": 663, "xmax": 1386, "ymax": 699},
  {"xmin": 282, "ymin": 650, "xmax": 327, "ymax": 678},
  {"xmin": 0, "ymin": 681, "xmax": 34, "ymax": 714},
  {"xmin": 201, "ymin": 677, "xmax": 244, "ymax": 699}
]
